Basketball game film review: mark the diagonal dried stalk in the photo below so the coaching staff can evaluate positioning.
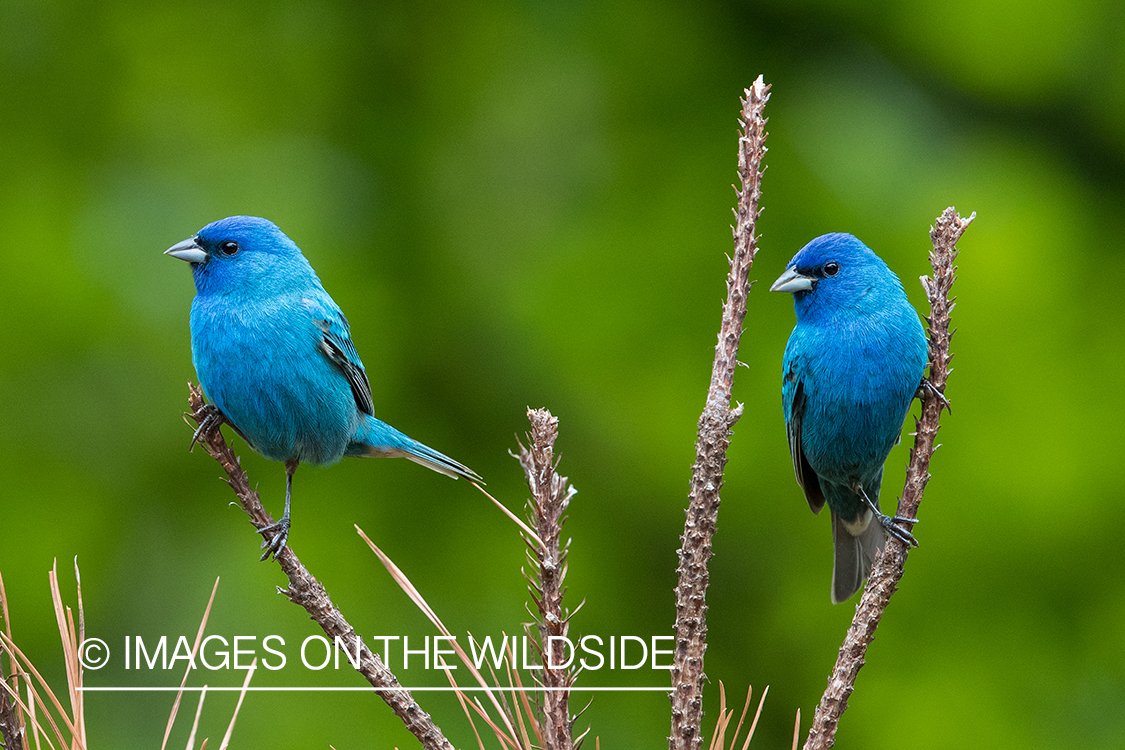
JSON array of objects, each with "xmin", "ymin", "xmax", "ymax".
[
  {"xmin": 184, "ymin": 383, "xmax": 456, "ymax": 750},
  {"xmin": 802, "ymin": 207, "xmax": 973, "ymax": 749},
  {"xmin": 516, "ymin": 408, "xmax": 579, "ymax": 750},
  {"xmin": 217, "ymin": 660, "xmax": 256, "ymax": 750},
  {"xmin": 359, "ymin": 528, "xmax": 537, "ymax": 749},
  {"xmin": 670, "ymin": 76, "xmax": 769, "ymax": 750},
  {"xmin": 161, "ymin": 576, "xmax": 220, "ymax": 750}
]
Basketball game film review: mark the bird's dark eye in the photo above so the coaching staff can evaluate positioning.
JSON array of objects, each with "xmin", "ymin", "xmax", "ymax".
[
  {"xmin": 823, "ymin": 261, "xmax": 840, "ymax": 277},
  {"xmin": 219, "ymin": 240, "xmax": 240, "ymax": 256}
]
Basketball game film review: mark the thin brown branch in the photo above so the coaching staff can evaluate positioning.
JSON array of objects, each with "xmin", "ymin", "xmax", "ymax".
[
  {"xmin": 517, "ymin": 408, "xmax": 578, "ymax": 750},
  {"xmin": 670, "ymin": 76, "xmax": 769, "ymax": 750},
  {"xmin": 184, "ymin": 383, "xmax": 456, "ymax": 750},
  {"xmin": 802, "ymin": 207, "xmax": 973, "ymax": 749}
]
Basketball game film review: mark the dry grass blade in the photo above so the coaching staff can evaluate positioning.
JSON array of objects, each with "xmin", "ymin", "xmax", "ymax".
[
  {"xmin": 0, "ymin": 563, "xmax": 89, "ymax": 749},
  {"xmin": 459, "ymin": 693, "xmax": 520, "ymax": 750},
  {"xmin": 356, "ymin": 526, "xmax": 522, "ymax": 744},
  {"xmin": 161, "ymin": 576, "xmax": 220, "ymax": 750},
  {"xmin": 217, "ymin": 659, "xmax": 256, "ymax": 750},
  {"xmin": 502, "ymin": 640, "xmax": 540, "ymax": 750},
  {"xmin": 450, "ymin": 685, "xmax": 489, "ymax": 750},
  {"xmin": 356, "ymin": 527, "xmax": 444, "ymax": 626},
  {"xmin": 473, "ymin": 482, "xmax": 546, "ymax": 552},
  {"xmin": 706, "ymin": 682, "xmax": 731, "ymax": 750},
  {"xmin": 48, "ymin": 560, "xmax": 85, "ymax": 748},
  {"xmin": 791, "ymin": 709, "xmax": 801, "ymax": 750},
  {"xmin": 0, "ymin": 570, "xmax": 11, "ymax": 666},
  {"xmin": 186, "ymin": 686, "xmax": 208, "ymax": 750},
  {"xmin": 728, "ymin": 684, "xmax": 750, "ymax": 750},
  {"xmin": 72, "ymin": 559, "xmax": 84, "ymax": 745},
  {"xmin": 739, "ymin": 686, "xmax": 768, "ymax": 750},
  {"xmin": 706, "ymin": 683, "xmax": 767, "ymax": 750}
]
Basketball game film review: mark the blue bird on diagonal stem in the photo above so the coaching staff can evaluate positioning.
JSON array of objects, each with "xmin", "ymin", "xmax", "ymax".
[
  {"xmin": 771, "ymin": 233, "xmax": 928, "ymax": 604},
  {"xmin": 166, "ymin": 216, "xmax": 481, "ymax": 560}
]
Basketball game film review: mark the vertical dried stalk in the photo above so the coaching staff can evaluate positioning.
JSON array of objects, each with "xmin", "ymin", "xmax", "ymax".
[
  {"xmin": 670, "ymin": 76, "xmax": 769, "ymax": 750},
  {"xmin": 518, "ymin": 408, "xmax": 578, "ymax": 750},
  {"xmin": 0, "ymin": 569, "xmax": 27, "ymax": 750},
  {"xmin": 184, "ymin": 384, "xmax": 455, "ymax": 750},
  {"xmin": 0, "ymin": 672, "xmax": 21, "ymax": 750},
  {"xmin": 802, "ymin": 207, "xmax": 972, "ymax": 749}
]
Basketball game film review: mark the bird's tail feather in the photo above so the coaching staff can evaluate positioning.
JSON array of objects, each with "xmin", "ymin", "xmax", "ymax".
[
  {"xmin": 346, "ymin": 414, "xmax": 482, "ymax": 482},
  {"xmin": 830, "ymin": 511, "xmax": 885, "ymax": 604}
]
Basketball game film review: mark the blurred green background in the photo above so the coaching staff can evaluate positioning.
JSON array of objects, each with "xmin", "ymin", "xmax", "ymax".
[{"xmin": 1, "ymin": 0, "xmax": 1122, "ymax": 747}]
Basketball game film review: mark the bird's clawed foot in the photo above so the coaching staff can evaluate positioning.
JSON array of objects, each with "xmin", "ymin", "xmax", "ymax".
[
  {"xmin": 854, "ymin": 480, "xmax": 920, "ymax": 548},
  {"xmin": 259, "ymin": 459, "xmax": 298, "ymax": 562},
  {"xmin": 917, "ymin": 377, "xmax": 951, "ymax": 414},
  {"xmin": 190, "ymin": 404, "xmax": 226, "ymax": 451},
  {"xmin": 258, "ymin": 514, "xmax": 290, "ymax": 561},
  {"xmin": 877, "ymin": 511, "xmax": 919, "ymax": 548}
]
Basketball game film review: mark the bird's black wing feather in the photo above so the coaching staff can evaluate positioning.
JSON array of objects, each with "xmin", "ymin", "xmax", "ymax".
[
  {"xmin": 314, "ymin": 314, "xmax": 375, "ymax": 418},
  {"xmin": 787, "ymin": 377, "xmax": 826, "ymax": 514}
]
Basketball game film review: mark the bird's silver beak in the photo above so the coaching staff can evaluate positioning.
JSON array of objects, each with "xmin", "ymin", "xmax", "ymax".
[
  {"xmin": 770, "ymin": 267, "xmax": 814, "ymax": 293},
  {"xmin": 164, "ymin": 236, "xmax": 208, "ymax": 264}
]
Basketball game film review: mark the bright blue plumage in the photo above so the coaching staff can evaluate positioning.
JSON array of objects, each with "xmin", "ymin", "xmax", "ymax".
[
  {"xmin": 166, "ymin": 216, "xmax": 480, "ymax": 559},
  {"xmin": 771, "ymin": 233, "xmax": 927, "ymax": 603}
]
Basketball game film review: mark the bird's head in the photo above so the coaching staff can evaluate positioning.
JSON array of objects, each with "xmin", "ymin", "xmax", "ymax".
[
  {"xmin": 165, "ymin": 216, "xmax": 314, "ymax": 295},
  {"xmin": 770, "ymin": 233, "xmax": 904, "ymax": 320}
]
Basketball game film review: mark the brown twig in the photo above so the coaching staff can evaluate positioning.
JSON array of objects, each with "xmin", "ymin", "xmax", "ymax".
[
  {"xmin": 516, "ymin": 408, "xmax": 578, "ymax": 750},
  {"xmin": 802, "ymin": 207, "xmax": 972, "ymax": 749},
  {"xmin": 184, "ymin": 383, "xmax": 456, "ymax": 750},
  {"xmin": 669, "ymin": 76, "xmax": 769, "ymax": 750}
]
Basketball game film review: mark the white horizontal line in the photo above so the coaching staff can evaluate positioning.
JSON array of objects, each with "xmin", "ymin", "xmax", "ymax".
[
  {"xmin": 79, "ymin": 688, "xmax": 670, "ymax": 697},
  {"xmin": 77, "ymin": 686, "xmax": 669, "ymax": 692}
]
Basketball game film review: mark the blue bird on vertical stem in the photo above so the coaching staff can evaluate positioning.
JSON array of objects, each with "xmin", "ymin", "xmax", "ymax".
[
  {"xmin": 771, "ymin": 233, "xmax": 928, "ymax": 604},
  {"xmin": 166, "ymin": 216, "xmax": 481, "ymax": 560}
]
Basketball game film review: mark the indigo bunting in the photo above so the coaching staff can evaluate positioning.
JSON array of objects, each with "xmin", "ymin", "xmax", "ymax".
[
  {"xmin": 166, "ymin": 216, "xmax": 481, "ymax": 560},
  {"xmin": 771, "ymin": 233, "xmax": 927, "ymax": 603}
]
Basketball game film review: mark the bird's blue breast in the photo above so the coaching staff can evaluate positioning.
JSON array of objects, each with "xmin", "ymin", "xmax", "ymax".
[
  {"xmin": 189, "ymin": 289, "xmax": 360, "ymax": 466},
  {"xmin": 784, "ymin": 304, "xmax": 926, "ymax": 487}
]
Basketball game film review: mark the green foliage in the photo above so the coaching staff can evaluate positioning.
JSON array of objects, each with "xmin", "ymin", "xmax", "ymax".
[{"xmin": 1, "ymin": 0, "xmax": 1121, "ymax": 747}]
